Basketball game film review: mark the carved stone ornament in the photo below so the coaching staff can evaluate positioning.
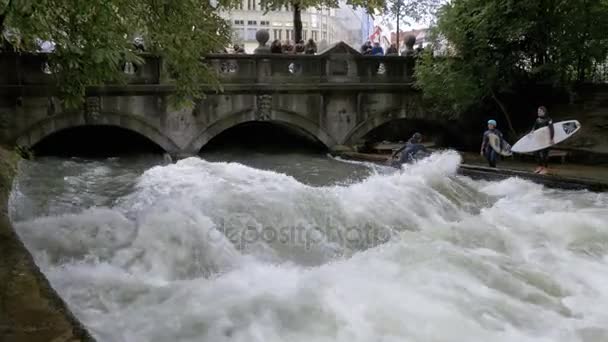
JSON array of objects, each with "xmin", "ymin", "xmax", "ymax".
[
  {"xmin": 85, "ymin": 96, "xmax": 101, "ymax": 122},
  {"xmin": 255, "ymin": 94, "xmax": 272, "ymax": 121},
  {"xmin": 47, "ymin": 97, "xmax": 56, "ymax": 116}
]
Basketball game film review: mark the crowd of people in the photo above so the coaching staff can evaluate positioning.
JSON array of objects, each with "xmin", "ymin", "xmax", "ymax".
[
  {"xmin": 360, "ymin": 41, "xmax": 425, "ymax": 56},
  {"xmin": 224, "ymin": 40, "xmax": 424, "ymax": 56},
  {"xmin": 224, "ymin": 40, "xmax": 318, "ymax": 55},
  {"xmin": 270, "ymin": 39, "xmax": 318, "ymax": 54}
]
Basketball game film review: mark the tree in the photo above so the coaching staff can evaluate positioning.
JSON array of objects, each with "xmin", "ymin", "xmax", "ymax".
[
  {"xmin": 259, "ymin": 0, "xmax": 384, "ymax": 44},
  {"xmin": 383, "ymin": 0, "xmax": 440, "ymax": 51},
  {"xmin": 0, "ymin": 0, "xmax": 238, "ymax": 107},
  {"xmin": 414, "ymin": 0, "xmax": 608, "ymax": 137}
]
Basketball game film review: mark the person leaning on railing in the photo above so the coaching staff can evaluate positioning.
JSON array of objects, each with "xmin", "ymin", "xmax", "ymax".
[
  {"xmin": 270, "ymin": 40, "xmax": 282, "ymax": 54},
  {"xmin": 295, "ymin": 40, "xmax": 305, "ymax": 54},
  {"xmin": 304, "ymin": 39, "xmax": 317, "ymax": 55}
]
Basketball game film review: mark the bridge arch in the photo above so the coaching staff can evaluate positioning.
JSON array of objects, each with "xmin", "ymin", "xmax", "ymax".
[
  {"xmin": 187, "ymin": 109, "xmax": 337, "ymax": 152},
  {"xmin": 15, "ymin": 112, "xmax": 180, "ymax": 153},
  {"xmin": 343, "ymin": 107, "xmax": 447, "ymax": 146}
]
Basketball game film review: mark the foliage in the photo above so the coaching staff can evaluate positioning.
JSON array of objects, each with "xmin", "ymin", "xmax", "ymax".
[
  {"xmin": 382, "ymin": 0, "xmax": 441, "ymax": 31},
  {"xmin": 414, "ymin": 0, "xmax": 608, "ymax": 135},
  {"xmin": 415, "ymin": 52, "xmax": 483, "ymax": 115},
  {"xmin": 259, "ymin": 0, "xmax": 385, "ymax": 43},
  {"xmin": 0, "ymin": 0, "xmax": 237, "ymax": 107}
]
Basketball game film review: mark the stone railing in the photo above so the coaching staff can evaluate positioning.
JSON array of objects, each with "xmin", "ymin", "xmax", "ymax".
[
  {"xmin": 204, "ymin": 53, "xmax": 416, "ymax": 84},
  {"xmin": 0, "ymin": 51, "xmax": 417, "ymax": 88}
]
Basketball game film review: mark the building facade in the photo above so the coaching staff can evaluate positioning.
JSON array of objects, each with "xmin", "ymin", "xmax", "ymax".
[{"xmin": 220, "ymin": 1, "xmax": 373, "ymax": 53}]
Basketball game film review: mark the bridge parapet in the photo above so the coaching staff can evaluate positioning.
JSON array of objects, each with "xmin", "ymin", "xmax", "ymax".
[{"xmin": 0, "ymin": 47, "xmax": 417, "ymax": 89}]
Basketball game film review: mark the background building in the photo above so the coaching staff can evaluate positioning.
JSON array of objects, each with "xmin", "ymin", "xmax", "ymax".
[{"xmin": 220, "ymin": 1, "xmax": 373, "ymax": 53}]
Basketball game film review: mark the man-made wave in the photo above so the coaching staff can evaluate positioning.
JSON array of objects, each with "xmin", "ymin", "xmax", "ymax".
[{"xmin": 10, "ymin": 151, "xmax": 608, "ymax": 342}]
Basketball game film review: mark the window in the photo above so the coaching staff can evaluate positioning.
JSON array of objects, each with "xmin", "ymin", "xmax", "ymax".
[
  {"xmin": 247, "ymin": 20, "xmax": 257, "ymax": 25},
  {"xmin": 322, "ymin": 23, "xmax": 327, "ymax": 30},
  {"xmin": 246, "ymin": 28, "xmax": 257, "ymax": 41},
  {"xmin": 260, "ymin": 21, "xmax": 270, "ymax": 26},
  {"xmin": 273, "ymin": 29, "xmax": 282, "ymax": 40},
  {"xmin": 286, "ymin": 29, "xmax": 294, "ymax": 41},
  {"xmin": 234, "ymin": 28, "xmax": 245, "ymax": 40},
  {"xmin": 312, "ymin": 30, "xmax": 318, "ymax": 41},
  {"xmin": 247, "ymin": 0, "xmax": 256, "ymax": 10},
  {"xmin": 237, "ymin": 0, "xmax": 243, "ymax": 9},
  {"xmin": 322, "ymin": 31, "xmax": 327, "ymax": 41},
  {"xmin": 234, "ymin": 20, "xmax": 244, "ymax": 25},
  {"xmin": 303, "ymin": 30, "xmax": 307, "ymax": 40}
]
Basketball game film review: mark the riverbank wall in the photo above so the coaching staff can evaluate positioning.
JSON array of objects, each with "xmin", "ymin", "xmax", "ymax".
[
  {"xmin": 335, "ymin": 151, "xmax": 608, "ymax": 193},
  {"xmin": 0, "ymin": 146, "xmax": 94, "ymax": 341}
]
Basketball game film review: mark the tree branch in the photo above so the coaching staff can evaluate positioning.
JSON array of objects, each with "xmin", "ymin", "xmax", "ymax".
[{"xmin": 489, "ymin": 88, "xmax": 517, "ymax": 139}]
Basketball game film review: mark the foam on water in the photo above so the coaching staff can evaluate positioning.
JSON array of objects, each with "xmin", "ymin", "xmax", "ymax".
[{"xmin": 10, "ymin": 151, "xmax": 608, "ymax": 342}]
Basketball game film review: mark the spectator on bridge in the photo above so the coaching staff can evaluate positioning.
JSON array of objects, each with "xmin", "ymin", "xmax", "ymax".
[
  {"xmin": 371, "ymin": 42, "xmax": 384, "ymax": 56},
  {"xmin": 270, "ymin": 40, "xmax": 282, "ymax": 53},
  {"xmin": 386, "ymin": 44, "xmax": 398, "ymax": 56},
  {"xmin": 305, "ymin": 39, "xmax": 317, "ymax": 54},
  {"xmin": 361, "ymin": 41, "xmax": 373, "ymax": 55},
  {"xmin": 295, "ymin": 40, "xmax": 306, "ymax": 54},
  {"xmin": 233, "ymin": 44, "xmax": 246, "ymax": 54},
  {"xmin": 282, "ymin": 40, "xmax": 295, "ymax": 54}
]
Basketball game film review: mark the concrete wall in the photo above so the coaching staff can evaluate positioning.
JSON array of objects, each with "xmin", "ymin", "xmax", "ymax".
[{"xmin": 0, "ymin": 146, "xmax": 95, "ymax": 341}]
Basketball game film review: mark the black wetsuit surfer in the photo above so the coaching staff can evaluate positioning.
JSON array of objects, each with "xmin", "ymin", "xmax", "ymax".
[
  {"xmin": 532, "ymin": 106, "xmax": 554, "ymax": 174},
  {"xmin": 390, "ymin": 133, "xmax": 428, "ymax": 167}
]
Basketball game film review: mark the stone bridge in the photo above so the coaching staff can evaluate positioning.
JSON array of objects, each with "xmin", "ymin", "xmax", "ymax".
[{"xmin": 0, "ymin": 43, "xmax": 450, "ymax": 156}]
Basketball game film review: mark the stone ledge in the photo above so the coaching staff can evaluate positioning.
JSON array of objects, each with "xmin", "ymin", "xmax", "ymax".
[
  {"xmin": 0, "ymin": 82, "xmax": 415, "ymax": 96},
  {"xmin": 0, "ymin": 146, "xmax": 95, "ymax": 342}
]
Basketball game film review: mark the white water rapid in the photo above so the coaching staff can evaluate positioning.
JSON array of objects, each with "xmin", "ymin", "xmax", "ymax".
[{"xmin": 9, "ymin": 151, "xmax": 608, "ymax": 342}]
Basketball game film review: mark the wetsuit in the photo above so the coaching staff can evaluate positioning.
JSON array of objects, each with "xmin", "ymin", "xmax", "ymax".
[
  {"xmin": 532, "ymin": 116, "xmax": 554, "ymax": 168},
  {"xmin": 481, "ymin": 128, "xmax": 504, "ymax": 168},
  {"xmin": 391, "ymin": 138, "xmax": 428, "ymax": 167}
]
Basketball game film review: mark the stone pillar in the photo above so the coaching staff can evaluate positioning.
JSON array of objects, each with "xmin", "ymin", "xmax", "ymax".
[
  {"xmin": 254, "ymin": 29, "xmax": 270, "ymax": 54},
  {"xmin": 254, "ymin": 29, "xmax": 271, "ymax": 82}
]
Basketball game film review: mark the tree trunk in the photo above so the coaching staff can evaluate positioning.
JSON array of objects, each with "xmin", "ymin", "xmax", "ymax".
[
  {"xmin": 490, "ymin": 88, "xmax": 517, "ymax": 139},
  {"xmin": 395, "ymin": 0, "xmax": 401, "ymax": 52},
  {"xmin": 293, "ymin": 2, "xmax": 302, "ymax": 43},
  {"xmin": 0, "ymin": 0, "xmax": 12, "ymax": 34}
]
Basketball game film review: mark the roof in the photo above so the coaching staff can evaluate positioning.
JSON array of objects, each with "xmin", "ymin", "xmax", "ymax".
[{"xmin": 319, "ymin": 41, "xmax": 361, "ymax": 56}]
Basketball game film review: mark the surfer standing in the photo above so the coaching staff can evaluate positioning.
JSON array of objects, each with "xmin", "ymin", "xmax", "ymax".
[
  {"xmin": 532, "ymin": 106, "xmax": 554, "ymax": 174},
  {"xmin": 480, "ymin": 120, "xmax": 503, "ymax": 168}
]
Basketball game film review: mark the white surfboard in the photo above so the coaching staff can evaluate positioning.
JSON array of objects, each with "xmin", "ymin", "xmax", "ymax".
[
  {"xmin": 488, "ymin": 133, "xmax": 513, "ymax": 156},
  {"xmin": 511, "ymin": 120, "xmax": 581, "ymax": 153}
]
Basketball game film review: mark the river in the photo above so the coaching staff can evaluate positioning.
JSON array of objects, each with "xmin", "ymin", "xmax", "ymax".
[{"xmin": 8, "ymin": 150, "xmax": 608, "ymax": 342}]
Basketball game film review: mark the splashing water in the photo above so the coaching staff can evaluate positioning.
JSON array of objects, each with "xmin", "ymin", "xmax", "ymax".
[{"xmin": 9, "ymin": 151, "xmax": 608, "ymax": 342}]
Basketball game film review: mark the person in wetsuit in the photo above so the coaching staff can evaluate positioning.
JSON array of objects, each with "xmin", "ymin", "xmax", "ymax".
[
  {"xmin": 480, "ymin": 119, "xmax": 504, "ymax": 168},
  {"xmin": 532, "ymin": 106, "xmax": 554, "ymax": 174},
  {"xmin": 389, "ymin": 132, "xmax": 428, "ymax": 167}
]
